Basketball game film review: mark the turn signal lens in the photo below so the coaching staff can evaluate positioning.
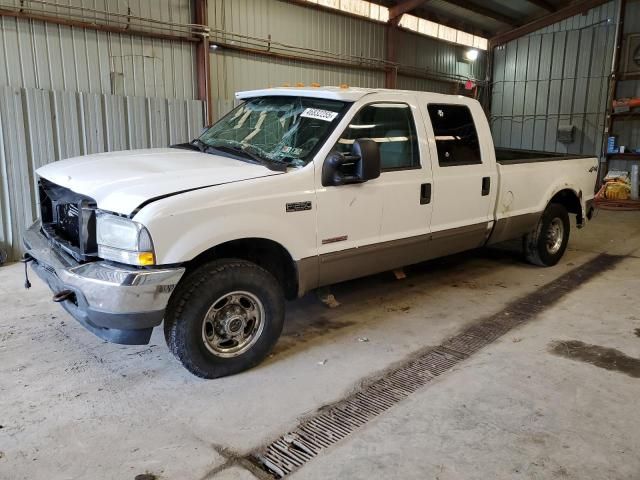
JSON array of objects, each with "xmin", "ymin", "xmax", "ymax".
[
  {"xmin": 98, "ymin": 246, "xmax": 156, "ymax": 266},
  {"xmin": 137, "ymin": 252, "xmax": 155, "ymax": 266}
]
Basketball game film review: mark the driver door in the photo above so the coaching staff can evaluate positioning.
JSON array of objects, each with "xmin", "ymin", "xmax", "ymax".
[{"xmin": 314, "ymin": 94, "xmax": 432, "ymax": 286}]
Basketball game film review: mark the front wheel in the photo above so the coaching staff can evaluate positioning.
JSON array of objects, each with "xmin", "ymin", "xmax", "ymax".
[
  {"xmin": 523, "ymin": 203, "xmax": 570, "ymax": 267},
  {"xmin": 164, "ymin": 259, "xmax": 284, "ymax": 378}
]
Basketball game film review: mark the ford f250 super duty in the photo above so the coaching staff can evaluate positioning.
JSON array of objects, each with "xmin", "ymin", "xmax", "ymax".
[{"xmin": 23, "ymin": 87, "xmax": 598, "ymax": 378}]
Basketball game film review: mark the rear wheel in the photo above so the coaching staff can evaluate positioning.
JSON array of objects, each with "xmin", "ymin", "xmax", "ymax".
[
  {"xmin": 164, "ymin": 259, "xmax": 284, "ymax": 378},
  {"xmin": 523, "ymin": 203, "xmax": 570, "ymax": 267}
]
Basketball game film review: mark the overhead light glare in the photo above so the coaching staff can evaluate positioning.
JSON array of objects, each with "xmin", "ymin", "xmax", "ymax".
[{"xmin": 465, "ymin": 49, "xmax": 479, "ymax": 61}]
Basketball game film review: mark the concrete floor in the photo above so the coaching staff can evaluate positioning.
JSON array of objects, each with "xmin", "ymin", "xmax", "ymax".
[{"xmin": 1, "ymin": 210, "xmax": 639, "ymax": 480}]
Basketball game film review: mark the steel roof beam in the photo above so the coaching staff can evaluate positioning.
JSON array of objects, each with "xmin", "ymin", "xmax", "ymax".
[
  {"xmin": 490, "ymin": 0, "xmax": 611, "ymax": 46},
  {"xmin": 442, "ymin": 0, "xmax": 522, "ymax": 26},
  {"xmin": 389, "ymin": 0, "xmax": 431, "ymax": 23},
  {"xmin": 524, "ymin": 0, "xmax": 558, "ymax": 12}
]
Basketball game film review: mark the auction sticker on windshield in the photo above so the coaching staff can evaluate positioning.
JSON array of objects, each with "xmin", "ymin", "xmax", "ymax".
[{"xmin": 300, "ymin": 108, "xmax": 339, "ymax": 122}]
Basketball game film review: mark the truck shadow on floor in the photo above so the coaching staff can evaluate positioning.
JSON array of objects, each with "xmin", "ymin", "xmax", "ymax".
[{"xmin": 272, "ymin": 245, "xmax": 527, "ymax": 360}]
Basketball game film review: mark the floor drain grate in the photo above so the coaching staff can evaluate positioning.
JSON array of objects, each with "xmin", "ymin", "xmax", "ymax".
[{"xmin": 250, "ymin": 253, "xmax": 622, "ymax": 478}]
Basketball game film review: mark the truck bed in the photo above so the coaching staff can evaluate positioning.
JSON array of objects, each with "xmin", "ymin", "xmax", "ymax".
[
  {"xmin": 486, "ymin": 153, "xmax": 599, "ymax": 245},
  {"xmin": 495, "ymin": 148, "xmax": 591, "ymax": 165}
]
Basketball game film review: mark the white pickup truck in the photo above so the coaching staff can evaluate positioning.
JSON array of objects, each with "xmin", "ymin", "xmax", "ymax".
[{"xmin": 23, "ymin": 87, "xmax": 598, "ymax": 378}]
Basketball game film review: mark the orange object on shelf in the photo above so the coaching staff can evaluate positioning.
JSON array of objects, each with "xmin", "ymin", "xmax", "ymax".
[
  {"xmin": 596, "ymin": 176, "xmax": 626, "ymax": 197},
  {"xmin": 605, "ymin": 182, "xmax": 630, "ymax": 200},
  {"xmin": 613, "ymin": 97, "xmax": 640, "ymax": 109}
]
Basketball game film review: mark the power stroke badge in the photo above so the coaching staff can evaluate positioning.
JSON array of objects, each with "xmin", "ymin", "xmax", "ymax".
[{"xmin": 286, "ymin": 201, "xmax": 312, "ymax": 213}]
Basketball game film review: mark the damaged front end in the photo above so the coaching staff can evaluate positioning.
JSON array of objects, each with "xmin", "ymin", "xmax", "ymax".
[{"xmin": 22, "ymin": 178, "xmax": 185, "ymax": 345}]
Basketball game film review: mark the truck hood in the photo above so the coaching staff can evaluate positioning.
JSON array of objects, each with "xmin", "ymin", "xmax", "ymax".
[{"xmin": 36, "ymin": 148, "xmax": 283, "ymax": 215}]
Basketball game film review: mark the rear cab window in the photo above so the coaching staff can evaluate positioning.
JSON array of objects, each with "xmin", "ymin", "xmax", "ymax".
[
  {"xmin": 334, "ymin": 103, "xmax": 420, "ymax": 171},
  {"xmin": 427, "ymin": 104, "xmax": 482, "ymax": 167}
]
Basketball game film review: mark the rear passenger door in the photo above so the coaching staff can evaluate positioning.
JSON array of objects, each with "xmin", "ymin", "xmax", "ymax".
[{"xmin": 421, "ymin": 101, "xmax": 497, "ymax": 248}]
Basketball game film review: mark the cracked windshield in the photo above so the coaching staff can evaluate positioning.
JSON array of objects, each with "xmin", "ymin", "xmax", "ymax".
[{"xmin": 199, "ymin": 96, "xmax": 349, "ymax": 168}]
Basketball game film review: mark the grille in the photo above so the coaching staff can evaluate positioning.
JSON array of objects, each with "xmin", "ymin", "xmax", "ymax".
[
  {"xmin": 56, "ymin": 203, "xmax": 80, "ymax": 245},
  {"xmin": 39, "ymin": 178, "xmax": 98, "ymax": 262}
]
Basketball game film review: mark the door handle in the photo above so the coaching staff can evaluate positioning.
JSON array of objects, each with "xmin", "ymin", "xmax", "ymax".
[
  {"xmin": 482, "ymin": 177, "xmax": 490, "ymax": 196},
  {"xmin": 420, "ymin": 183, "xmax": 432, "ymax": 205}
]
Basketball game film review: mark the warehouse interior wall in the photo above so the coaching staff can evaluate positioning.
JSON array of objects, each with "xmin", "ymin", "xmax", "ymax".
[
  {"xmin": 395, "ymin": 28, "xmax": 484, "ymax": 94},
  {"xmin": 0, "ymin": 1, "xmax": 205, "ymax": 261},
  {"xmin": 609, "ymin": 0, "xmax": 640, "ymax": 172},
  {"xmin": 490, "ymin": 1, "xmax": 619, "ymax": 157},
  {"xmin": 208, "ymin": 0, "xmax": 487, "ymax": 120}
]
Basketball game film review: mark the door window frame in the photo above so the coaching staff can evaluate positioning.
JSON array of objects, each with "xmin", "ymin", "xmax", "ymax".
[
  {"xmin": 334, "ymin": 101, "xmax": 422, "ymax": 173},
  {"xmin": 426, "ymin": 103, "xmax": 483, "ymax": 168}
]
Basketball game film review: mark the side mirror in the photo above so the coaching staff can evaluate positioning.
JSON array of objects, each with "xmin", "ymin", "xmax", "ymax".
[{"xmin": 322, "ymin": 139, "xmax": 381, "ymax": 187}]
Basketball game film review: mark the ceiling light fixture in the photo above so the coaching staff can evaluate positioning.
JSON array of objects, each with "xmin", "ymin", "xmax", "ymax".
[{"xmin": 465, "ymin": 49, "xmax": 479, "ymax": 61}]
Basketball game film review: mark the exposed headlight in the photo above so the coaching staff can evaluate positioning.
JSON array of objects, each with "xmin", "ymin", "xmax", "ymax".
[{"xmin": 96, "ymin": 212, "xmax": 155, "ymax": 266}]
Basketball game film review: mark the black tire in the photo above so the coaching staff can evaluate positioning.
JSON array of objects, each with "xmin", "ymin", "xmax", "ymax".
[
  {"xmin": 164, "ymin": 259, "xmax": 284, "ymax": 379},
  {"xmin": 523, "ymin": 203, "xmax": 570, "ymax": 267}
]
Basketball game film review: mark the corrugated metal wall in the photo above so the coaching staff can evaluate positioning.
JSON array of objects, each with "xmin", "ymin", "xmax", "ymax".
[
  {"xmin": 0, "ymin": 86, "xmax": 204, "ymax": 261},
  {"xmin": 0, "ymin": 1, "xmax": 204, "ymax": 261},
  {"xmin": 209, "ymin": 0, "xmax": 386, "ymax": 60},
  {"xmin": 0, "ymin": 1, "xmax": 197, "ymax": 98},
  {"xmin": 491, "ymin": 1, "xmax": 618, "ymax": 156},
  {"xmin": 395, "ymin": 75, "xmax": 453, "ymax": 94},
  {"xmin": 209, "ymin": 0, "xmax": 386, "ymax": 119},
  {"xmin": 2, "ymin": 0, "xmax": 192, "ymax": 21},
  {"xmin": 609, "ymin": 0, "xmax": 640, "ymax": 172},
  {"xmin": 210, "ymin": 48, "xmax": 385, "ymax": 118},
  {"xmin": 396, "ymin": 29, "xmax": 486, "ymax": 84},
  {"xmin": 208, "ymin": 0, "xmax": 486, "ymax": 120}
]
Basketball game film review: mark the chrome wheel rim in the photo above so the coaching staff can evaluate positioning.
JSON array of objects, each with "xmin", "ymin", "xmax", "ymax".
[
  {"xmin": 546, "ymin": 218, "xmax": 564, "ymax": 255},
  {"xmin": 202, "ymin": 291, "xmax": 265, "ymax": 358}
]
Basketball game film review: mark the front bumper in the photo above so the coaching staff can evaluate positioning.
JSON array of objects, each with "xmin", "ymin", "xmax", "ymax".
[{"xmin": 23, "ymin": 221, "xmax": 185, "ymax": 345}]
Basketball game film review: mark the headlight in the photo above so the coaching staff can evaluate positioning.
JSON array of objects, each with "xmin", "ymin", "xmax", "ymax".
[{"xmin": 96, "ymin": 212, "xmax": 155, "ymax": 266}]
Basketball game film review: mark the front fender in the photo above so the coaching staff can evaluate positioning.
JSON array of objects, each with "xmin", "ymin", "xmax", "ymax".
[
  {"xmin": 132, "ymin": 169, "xmax": 317, "ymax": 265},
  {"xmin": 156, "ymin": 210, "xmax": 314, "ymax": 264}
]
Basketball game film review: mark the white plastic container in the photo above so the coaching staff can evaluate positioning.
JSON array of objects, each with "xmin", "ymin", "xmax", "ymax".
[{"xmin": 631, "ymin": 164, "xmax": 639, "ymax": 201}]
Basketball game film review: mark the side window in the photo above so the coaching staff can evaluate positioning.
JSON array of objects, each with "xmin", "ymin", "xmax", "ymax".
[
  {"xmin": 427, "ymin": 104, "xmax": 482, "ymax": 167},
  {"xmin": 335, "ymin": 103, "xmax": 420, "ymax": 170}
]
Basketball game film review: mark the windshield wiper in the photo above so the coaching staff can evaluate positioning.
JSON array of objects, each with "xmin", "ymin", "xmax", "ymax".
[
  {"xmin": 170, "ymin": 138, "xmax": 207, "ymax": 152},
  {"xmin": 207, "ymin": 144, "xmax": 287, "ymax": 172},
  {"xmin": 190, "ymin": 138, "xmax": 208, "ymax": 152}
]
